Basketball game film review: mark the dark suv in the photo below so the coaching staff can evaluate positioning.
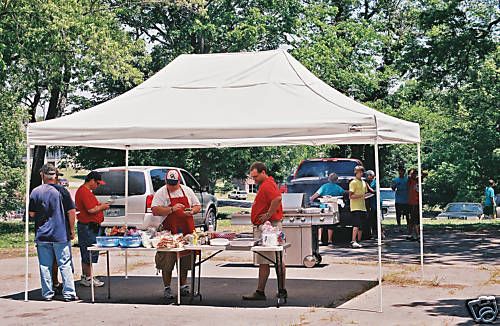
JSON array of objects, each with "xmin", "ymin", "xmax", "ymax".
[{"xmin": 285, "ymin": 158, "xmax": 363, "ymax": 202}]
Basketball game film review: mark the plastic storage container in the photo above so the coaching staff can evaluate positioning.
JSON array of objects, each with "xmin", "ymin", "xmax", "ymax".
[
  {"xmin": 119, "ymin": 236, "xmax": 142, "ymax": 248},
  {"xmin": 96, "ymin": 236, "xmax": 120, "ymax": 247}
]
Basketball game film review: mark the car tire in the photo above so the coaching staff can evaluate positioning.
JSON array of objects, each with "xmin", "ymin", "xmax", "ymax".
[{"xmin": 203, "ymin": 208, "xmax": 217, "ymax": 232}]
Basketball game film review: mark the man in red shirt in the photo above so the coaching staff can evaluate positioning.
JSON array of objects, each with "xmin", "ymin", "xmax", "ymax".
[
  {"xmin": 243, "ymin": 162, "xmax": 286, "ymax": 301},
  {"xmin": 75, "ymin": 171, "xmax": 110, "ymax": 287},
  {"xmin": 407, "ymin": 169, "xmax": 421, "ymax": 241}
]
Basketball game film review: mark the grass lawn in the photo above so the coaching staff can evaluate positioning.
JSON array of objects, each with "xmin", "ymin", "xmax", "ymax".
[
  {"xmin": 217, "ymin": 206, "xmax": 250, "ymax": 219},
  {"xmin": 0, "ymin": 220, "xmax": 34, "ymax": 249},
  {"xmin": 382, "ymin": 217, "xmax": 500, "ymax": 231},
  {"xmin": 0, "ymin": 220, "xmax": 36, "ymax": 258},
  {"xmin": 58, "ymin": 167, "xmax": 88, "ymax": 188}
]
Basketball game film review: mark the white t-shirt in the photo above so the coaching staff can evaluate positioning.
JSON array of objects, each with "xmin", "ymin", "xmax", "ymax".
[{"xmin": 151, "ymin": 184, "xmax": 200, "ymax": 209}]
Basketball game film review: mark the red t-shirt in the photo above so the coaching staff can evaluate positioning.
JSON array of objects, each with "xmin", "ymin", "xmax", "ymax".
[
  {"xmin": 251, "ymin": 176, "xmax": 283, "ymax": 225},
  {"xmin": 408, "ymin": 178, "xmax": 419, "ymax": 205},
  {"xmin": 75, "ymin": 185, "xmax": 104, "ymax": 224}
]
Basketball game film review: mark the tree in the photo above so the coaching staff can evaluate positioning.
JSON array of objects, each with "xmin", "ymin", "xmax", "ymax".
[
  {"xmin": 0, "ymin": 92, "xmax": 27, "ymax": 216},
  {"xmin": 1, "ymin": 0, "xmax": 147, "ymax": 190}
]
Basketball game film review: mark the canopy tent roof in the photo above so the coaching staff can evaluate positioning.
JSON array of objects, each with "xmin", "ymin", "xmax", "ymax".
[{"xmin": 28, "ymin": 50, "xmax": 420, "ymax": 149}]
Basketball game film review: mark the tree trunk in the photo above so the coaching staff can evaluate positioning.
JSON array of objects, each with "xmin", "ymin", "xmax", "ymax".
[
  {"xmin": 29, "ymin": 62, "xmax": 71, "ymax": 191},
  {"xmin": 29, "ymin": 86, "xmax": 61, "ymax": 191},
  {"xmin": 29, "ymin": 91, "xmax": 41, "ymax": 123}
]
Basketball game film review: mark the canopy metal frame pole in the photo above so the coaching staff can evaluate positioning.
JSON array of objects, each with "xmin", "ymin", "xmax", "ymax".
[
  {"xmin": 374, "ymin": 142, "xmax": 383, "ymax": 313},
  {"xmin": 124, "ymin": 146, "xmax": 129, "ymax": 279},
  {"xmin": 24, "ymin": 136, "xmax": 31, "ymax": 301},
  {"xmin": 417, "ymin": 143, "xmax": 424, "ymax": 279}
]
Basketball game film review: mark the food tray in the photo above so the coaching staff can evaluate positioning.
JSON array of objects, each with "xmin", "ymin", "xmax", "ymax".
[
  {"xmin": 96, "ymin": 236, "xmax": 120, "ymax": 247},
  {"xmin": 119, "ymin": 236, "xmax": 142, "ymax": 248},
  {"xmin": 211, "ymin": 232, "xmax": 237, "ymax": 240},
  {"xmin": 210, "ymin": 238, "xmax": 230, "ymax": 246},
  {"xmin": 229, "ymin": 238, "xmax": 258, "ymax": 247}
]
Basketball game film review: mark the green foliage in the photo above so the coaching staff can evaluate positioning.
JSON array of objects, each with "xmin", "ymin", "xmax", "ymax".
[
  {"xmin": 0, "ymin": 221, "xmax": 34, "ymax": 249},
  {"xmin": 0, "ymin": 0, "xmax": 498, "ymax": 211},
  {"xmin": 0, "ymin": 93, "xmax": 27, "ymax": 215}
]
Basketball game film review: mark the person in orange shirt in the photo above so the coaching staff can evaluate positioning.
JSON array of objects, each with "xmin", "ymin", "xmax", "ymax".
[
  {"xmin": 243, "ymin": 162, "xmax": 286, "ymax": 301},
  {"xmin": 75, "ymin": 171, "xmax": 110, "ymax": 287},
  {"xmin": 407, "ymin": 169, "xmax": 423, "ymax": 241}
]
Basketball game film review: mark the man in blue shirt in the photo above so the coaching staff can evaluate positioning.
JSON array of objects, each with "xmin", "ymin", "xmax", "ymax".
[
  {"xmin": 49, "ymin": 171, "xmax": 76, "ymax": 295},
  {"xmin": 483, "ymin": 179, "xmax": 496, "ymax": 218},
  {"xmin": 310, "ymin": 173, "xmax": 345, "ymax": 246},
  {"xmin": 391, "ymin": 166, "xmax": 409, "ymax": 232},
  {"xmin": 29, "ymin": 164, "xmax": 77, "ymax": 301}
]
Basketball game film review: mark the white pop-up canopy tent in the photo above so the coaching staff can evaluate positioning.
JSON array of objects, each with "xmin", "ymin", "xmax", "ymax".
[{"xmin": 25, "ymin": 49, "xmax": 423, "ymax": 311}]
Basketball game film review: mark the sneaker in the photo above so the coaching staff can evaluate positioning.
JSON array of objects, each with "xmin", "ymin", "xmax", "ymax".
[
  {"xmin": 53, "ymin": 283, "xmax": 63, "ymax": 295},
  {"xmin": 80, "ymin": 275, "xmax": 104, "ymax": 287},
  {"xmin": 164, "ymin": 286, "xmax": 174, "ymax": 300},
  {"xmin": 242, "ymin": 290, "xmax": 266, "ymax": 301},
  {"xmin": 351, "ymin": 241, "xmax": 362, "ymax": 249},
  {"xmin": 180, "ymin": 285, "xmax": 190, "ymax": 297},
  {"xmin": 63, "ymin": 295, "xmax": 79, "ymax": 302},
  {"xmin": 328, "ymin": 242, "xmax": 334, "ymax": 247},
  {"xmin": 92, "ymin": 277, "xmax": 104, "ymax": 287},
  {"xmin": 43, "ymin": 296, "xmax": 53, "ymax": 302},
  {"xmin": 276, "ymin": 289, "xmax": 288, "ymax": 299}
]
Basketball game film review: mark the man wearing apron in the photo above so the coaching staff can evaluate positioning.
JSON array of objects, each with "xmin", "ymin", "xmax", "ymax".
[{"xmin": 151, "ymin": 169, "xmax": 201, "ymax": 300}]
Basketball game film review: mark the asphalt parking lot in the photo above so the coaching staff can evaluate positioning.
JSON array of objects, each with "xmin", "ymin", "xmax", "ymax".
[{"xmin": 1, "ymin": 225, "xmax": 499, "ymax": 325}]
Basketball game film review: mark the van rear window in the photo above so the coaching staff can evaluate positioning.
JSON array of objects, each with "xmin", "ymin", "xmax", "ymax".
[{"xmin": 93, "ymin": 171, "xmax": 146, "ymax": 196}]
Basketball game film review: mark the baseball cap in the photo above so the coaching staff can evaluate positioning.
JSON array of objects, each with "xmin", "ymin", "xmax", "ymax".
[
  {"xmin": 166, "ymin": 169, "xmax": 180, "ymax": 185},
  {"xmin": 40, "ymin": 163, "xmax": 57, "ymax": 179},
  {"xmin": 85, "ymin": 171, "xmax": 106, "ymax": 185}
]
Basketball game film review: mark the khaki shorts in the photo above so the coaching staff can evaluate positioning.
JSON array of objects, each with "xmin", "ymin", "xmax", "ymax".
[
  {"xmin": 155, "ymin": 251, "xmax": 192, "ymax": 274},
  {"xmin": 253, "ymin": 220, "xmax": 285, "ymax": 265}
]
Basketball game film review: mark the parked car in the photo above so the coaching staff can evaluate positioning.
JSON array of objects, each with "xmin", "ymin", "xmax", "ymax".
[
  {"xmin": 228, "ymin": 190, "xmax": 248, "ymax": 200},
  {"xmin": 436, "ymin": 202, "xmax": 483, "ymax": 220},
  {"xmin": 285, "ymin": 158, "xmax": 363, "ymax": 201},
  {"xmin": 58, "ymin": 178, "xmax": 69, "ymax": 187},
  {"xmin": 380, "ymin": 188, "xmax": 396, "ymax": 218},
  {"xmin": 93, "ymin": 166, "xmax": 218, "ymax": 230}
]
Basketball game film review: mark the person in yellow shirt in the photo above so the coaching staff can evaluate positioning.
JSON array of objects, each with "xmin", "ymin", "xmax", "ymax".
[{"xmin": 349, "ymin": 166, "xmax": 372, "ymax": 248}]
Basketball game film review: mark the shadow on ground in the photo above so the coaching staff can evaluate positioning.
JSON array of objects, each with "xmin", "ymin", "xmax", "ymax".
[
  {"xmin": 322, "ymin": 226, "xmax": 500, "ymax": 265},
  {"xmin": 393, "ymin": 298, "xmax": 500, "ymax": 326},
  {"xmin": 3, "ymin": 276, "xmax": 377, "ymax": 308}
]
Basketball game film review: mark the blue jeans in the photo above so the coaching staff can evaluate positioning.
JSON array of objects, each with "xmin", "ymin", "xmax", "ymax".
[
  {"xmin": 36, "ymin": 241, "xmax": 76, "ymax": 299},
  {"xmin": 77, "ymin": 222, "xmax": 102, "ymax": 264}
]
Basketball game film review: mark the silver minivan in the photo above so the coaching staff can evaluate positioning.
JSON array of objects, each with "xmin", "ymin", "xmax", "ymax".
[{"xmin": 93, "ymin": 166, "xmax": 218, "ymax": 230}]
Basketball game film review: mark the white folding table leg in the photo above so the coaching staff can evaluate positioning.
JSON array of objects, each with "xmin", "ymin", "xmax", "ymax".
[
  {"xmin": 177, "ymin": 252, "xmax": 181, "ymax": 305},
  {"xmin": 125, "ymin": 249, "xmax": 128, "ymax": 279},
  {"xmin": 90, "ymin": 260, "xmax": 95, "ymax": 303}
]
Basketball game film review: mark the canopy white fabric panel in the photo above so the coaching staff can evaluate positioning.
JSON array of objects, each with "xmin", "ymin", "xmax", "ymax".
[{"xmin": 28, "ymin": 50, "xmax": 420, "ymax": 149}]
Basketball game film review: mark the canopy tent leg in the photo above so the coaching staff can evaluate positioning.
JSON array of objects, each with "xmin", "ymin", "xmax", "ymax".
[
  {"xmin": 124, "ymin": 146, "xmax": 129, "ymax": 279},
  {"xmin": 24, "ymin": 139, "xmax": 31, "ymax": 301},
  {"xmin": 417, "ymin": 143, "xmax": 424, "ymax": 279},
  {"xmin": 374, "ymin": 142, "xmax": 383, "ymax": 313}
]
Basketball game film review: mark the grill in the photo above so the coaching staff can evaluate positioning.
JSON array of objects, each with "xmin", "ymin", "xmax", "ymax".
[{"xmin": 231, "ymin": 193, "xmax": 339, "ymax": 267}]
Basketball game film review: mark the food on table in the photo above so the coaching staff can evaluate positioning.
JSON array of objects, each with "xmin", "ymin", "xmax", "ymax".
[
  {"xmin": 260, "ymin": 221, "xmax": 282, "ymax": 246},
  {"xmin": 156, "ymin": 233, "xmax": 185, "ymax": 249},
  {"xmin": 184, "ymin": 234, "xmax": 195, "ymax": 245},
  {"xmin": 211, "ymin": 232, "xmax": 237, "ymax": 240},
  {"xmin": 106, "ymin": 225, "xmax": 133, "ymax": 236}
]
